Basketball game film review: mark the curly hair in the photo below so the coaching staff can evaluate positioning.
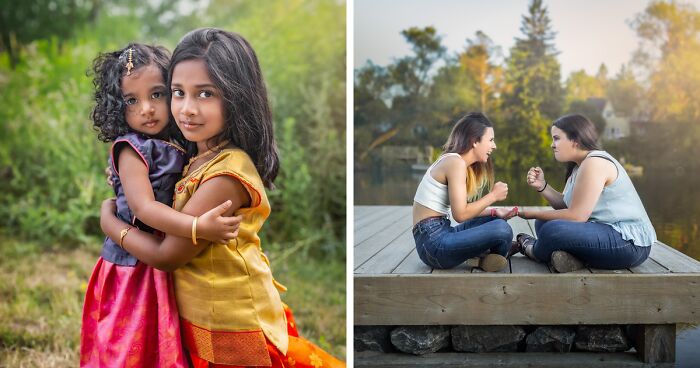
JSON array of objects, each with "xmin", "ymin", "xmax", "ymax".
[
  {"xmin": 89, "ymin": 43, "xmax": 179, "ymax": 142},
  {"xmin": 169, "ymin": 28, "xmax": 279, "ymax": 188}
]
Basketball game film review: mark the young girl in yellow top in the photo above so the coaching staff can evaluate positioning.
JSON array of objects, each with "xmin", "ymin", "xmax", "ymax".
[{"xmin": 99, "ymin": 28, "xmax": 344, "ymax": 368}]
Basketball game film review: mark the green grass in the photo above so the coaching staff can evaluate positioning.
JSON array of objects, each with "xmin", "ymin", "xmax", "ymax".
[{"xmin": 0, "ymin": 237, "xmax": 346, "ymax": 367}]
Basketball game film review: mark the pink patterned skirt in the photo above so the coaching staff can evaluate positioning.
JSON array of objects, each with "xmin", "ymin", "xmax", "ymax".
[{"xmin": 80, "ymin": 257, "xmax": 187, "ymax": 367}]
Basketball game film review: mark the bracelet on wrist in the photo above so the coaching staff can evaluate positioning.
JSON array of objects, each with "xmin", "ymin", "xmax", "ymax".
[
  {"xmin": 490, "ymin": 208, "xmax": 496, "ymax": 217},
  {"xmin": 191, "ymin": 216, "xmax": 199, "ymax": 245},
  {"xmin": 119, "ymin": 226, "xmax": 133, "ymax": 248},
  {"xmin": 537, "ymin": 181, "xmax": 548, "ymax": 193}
]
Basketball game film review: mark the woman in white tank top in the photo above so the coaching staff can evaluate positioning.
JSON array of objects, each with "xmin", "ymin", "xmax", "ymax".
[{"xmin": 412, "ymin": 113, "xmax": 517, "ymax": 271}]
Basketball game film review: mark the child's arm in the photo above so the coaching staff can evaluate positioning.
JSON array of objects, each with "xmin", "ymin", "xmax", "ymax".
[
  {"xmin": 101, "ymin": 174, "xmax": 250, "ymax": 271},
  {"xmin": 118, "ymin": 146, "xmax": 238, "ymax": 243}
]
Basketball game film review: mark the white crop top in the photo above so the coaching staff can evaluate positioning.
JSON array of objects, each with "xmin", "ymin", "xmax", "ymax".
[{"xmin": 413, "ymin": 153, "xmax": 460, "ymax": 215}]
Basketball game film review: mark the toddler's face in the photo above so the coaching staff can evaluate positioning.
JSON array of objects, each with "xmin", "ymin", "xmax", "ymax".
[
  {"xmin": 170, "ymin": 59, "xmax": 225, "ymax": 145},
  {"xmin": 121, "ymin": 64, "xmax": 170, "ymax": 137}
]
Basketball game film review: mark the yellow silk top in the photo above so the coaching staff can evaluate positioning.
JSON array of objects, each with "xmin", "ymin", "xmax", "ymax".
[{"xmin": 172, "ymin": 148, "xmax": 287, "ymax": 366}]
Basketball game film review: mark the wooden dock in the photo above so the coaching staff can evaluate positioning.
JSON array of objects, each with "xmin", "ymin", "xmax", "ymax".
[{"xmin": 354, "ymin": 205, "xmax": 700, "ymax": 365}]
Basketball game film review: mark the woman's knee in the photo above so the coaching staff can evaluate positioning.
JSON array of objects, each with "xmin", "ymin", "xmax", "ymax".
[
  {"xmin": 536, "ymin": 220, "xmax": 572, "ymax": 243},
  {"xmin": 492, "ymin": 219, "xmax": 514, "ymax": 242}
]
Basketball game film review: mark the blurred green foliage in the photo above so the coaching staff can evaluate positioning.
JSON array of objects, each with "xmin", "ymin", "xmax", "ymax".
[{"xmin": 0, "ymin": 0, "xmax": 346, "ymax": 259}]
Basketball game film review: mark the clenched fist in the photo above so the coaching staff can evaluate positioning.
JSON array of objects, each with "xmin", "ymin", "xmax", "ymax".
[
  {"xmin": 490, "ymin": 181, "xmax": 508, "ymax": 202},
  {"xmin": 526, "ymin": 167, "xmax": 546, "ymax": 192}
]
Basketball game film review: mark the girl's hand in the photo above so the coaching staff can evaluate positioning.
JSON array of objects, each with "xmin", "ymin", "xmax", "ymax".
[
  {"xmin": 517, "ymin": 208, "xmax": 533, "ymax": 219},
  {"xmin": 494, "ymin": 206, "xmax": 518, "ymax": 220},
  {"xmin": 196, "ymin": 200, "xmax": 242, "ymax": 243},
  {"xmin": 105, "ymin": 166, "xmax": 114, "ymax": 187},
  {"xmin": 101, "ymin": 197, "xmax": 117, "ymax": 216},
  {"xmin": 489, "ymin": 181, "xmax": 508, "ymax": 202},
  {"xmin": 526, "ymin": 167, "xmax": 546, "ymax": 192}
]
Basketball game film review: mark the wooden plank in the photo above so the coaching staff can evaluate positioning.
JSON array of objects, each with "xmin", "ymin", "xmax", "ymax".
[
  {"xmin": 355, "ymin": 274, "xmax": 700, "ymax": 325},
  {"xmin": 469, "ymin": 260, "xmax": 510, "ymax": 274},
  {"xmin": 392, "ymin": 248, "xmax": 432, "ymax": 274},
  {"xmin": 355, "ymin": 207, "xmax": 411, "ymax": 245},
  {"xmin": 355, "ymin": 228, "xmax": 416, "ymax": 274},
  {"xmin": 631, "ymin": 324, "xmax": 676, "ymax": 363},
  {"xmin": 432, "ymin": 262, "xmax": 474, "ymax": 274},
  {"xmin": 649, "ymin": 242, "xmax": 700, "ymax": 273},
  {"xmin": 590, "ymin": 268, "xmax": 632, "ymax": 274},
  {"xmin": 355, "ymin": 206, "xmax": 401, "ymax": 231},
  {"xmin": 630, "ymin": 258, "xmax": 670, "ymax": 274},
  {"xmin": 355, "ymin": 351, "xmax": 662, "ymax": 368},
  {"xmin": 354, "ymin": 205, "xmax": 374, "ymax": 218},
  {"xmin": 510, "ymin": 254, "xmax": 551, "ymax": 274},
  {"xmin": 355, "ymin": 212, "xmax": 413, "ymax": 268},
  {"xmin": 507, "ymin": 215, "xmax": 550, "ymax": 274},
  {"xmin": 508, "ymin": 216, "xmax": 533, "ymax": 239}
]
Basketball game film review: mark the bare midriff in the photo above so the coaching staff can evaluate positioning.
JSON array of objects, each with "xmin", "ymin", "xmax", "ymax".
[{"xmin": 412, "ymin": 201, "xmax": 448, "ymax": 226}]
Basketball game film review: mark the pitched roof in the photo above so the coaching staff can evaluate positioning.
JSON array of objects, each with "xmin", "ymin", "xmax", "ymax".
[{"xmin": 586, "ymin": 97, "xmax": 607, "ymax": 112}]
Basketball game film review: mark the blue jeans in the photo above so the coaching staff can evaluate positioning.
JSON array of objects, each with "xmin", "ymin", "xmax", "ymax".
[
  {"xmin": 532, "ymin": 219, "xmax": 651, "ymax": 269},
  {"xmin": 412, "ymin": 216, "xmax": 513, "ymax": 269}
]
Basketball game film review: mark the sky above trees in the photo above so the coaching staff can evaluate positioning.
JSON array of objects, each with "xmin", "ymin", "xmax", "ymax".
[{"xmin": 354, "ymin": 0, "xmax": 700, "ymax": 77}]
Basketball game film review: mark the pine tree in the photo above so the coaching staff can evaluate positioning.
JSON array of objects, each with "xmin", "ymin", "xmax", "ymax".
[{"xmin": 499, "ymin": 0, "xmax": 564, "ymax": 171}]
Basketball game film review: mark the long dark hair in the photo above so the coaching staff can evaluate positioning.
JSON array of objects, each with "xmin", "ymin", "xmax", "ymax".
[
  {"xmin": 442, "ymin": 112, "xmax": 495, "ymax": 200},
  {"xmin": 552, "ymin": 114, "xmax": 602, "ymax": 181},
  {"xmin": 169, "ymin": 28, "xmax": 279, "ymax": 188},
  {"xmin": 90, "ymin": 43, "xmax": 181, "ymax": 142}
]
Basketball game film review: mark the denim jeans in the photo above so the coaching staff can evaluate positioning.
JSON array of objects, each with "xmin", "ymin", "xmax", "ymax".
[
  {"xmin": 532, "ymin": 219, "xmax": 651, "ymax": 269},
  {"xmin": 412, "ymin": 216, "xmax": 513, "ymax": 269}
]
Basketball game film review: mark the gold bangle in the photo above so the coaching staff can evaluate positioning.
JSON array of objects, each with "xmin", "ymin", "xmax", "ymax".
[
  {"xmin": 191, "ymin": 216, "xmax": 199, "ymax": 245},
  {"xmin": 119, "ymin": 227, "xmax": 133, "ymax": 248}
]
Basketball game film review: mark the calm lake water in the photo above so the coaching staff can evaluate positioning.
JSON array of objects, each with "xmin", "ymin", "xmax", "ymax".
[{"xmin": 354, "ymin": 164, "xmax": 700, "ymax": 366}]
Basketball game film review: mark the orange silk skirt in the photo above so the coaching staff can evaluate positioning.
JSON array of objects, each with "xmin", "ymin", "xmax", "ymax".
[{"xmin": 187, "ymin": 304, "xmax": 345, "ymax": 368}]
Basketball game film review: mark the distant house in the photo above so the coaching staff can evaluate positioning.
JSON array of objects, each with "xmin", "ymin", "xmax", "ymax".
[{"xmin": 586, "ymin": 98, "xmax": 630, "ymax": 140}]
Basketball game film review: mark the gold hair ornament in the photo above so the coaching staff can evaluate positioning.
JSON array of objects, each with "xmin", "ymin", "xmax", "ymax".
[{"xmin": 126, "ymin": 48, "xmax": 134, "ymax": 75}]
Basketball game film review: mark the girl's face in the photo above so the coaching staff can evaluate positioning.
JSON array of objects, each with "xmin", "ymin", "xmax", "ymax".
[
  {"xmin": 550, "ymin": 125, "xmax": 578, "ymax": 162},
  {"xmin": 170, "ymin": 59, "xmax": 225, "ymax": 148},
  {"xmin": 472, "ymin": 127, "xmax": 496, "ymax": 163},
  {"xmin": 121, "ymin": 64, "xmax": 170, "ymax": 136}
]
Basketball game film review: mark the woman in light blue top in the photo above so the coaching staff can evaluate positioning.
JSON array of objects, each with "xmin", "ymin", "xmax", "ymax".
[
  {"xmin": 511, "ymin": 114, "xmax": 656, "ymax": 272},
  {"xmin": 412, "ymin": 113, "xmax": 517, "ymax": 272}
]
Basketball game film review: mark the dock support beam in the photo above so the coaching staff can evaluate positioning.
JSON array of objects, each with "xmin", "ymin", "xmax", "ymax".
[{"xmin": 632, "ymin": 324, "xmax": 675, "ymax": 363}]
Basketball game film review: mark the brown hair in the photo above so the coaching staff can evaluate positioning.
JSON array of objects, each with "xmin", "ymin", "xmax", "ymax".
[
  {"xmin": 442, "ymin": 112, "xmax": 495, "ymax": 200},
  {"xmin": 552, "ymin": 114, "xmax": 602, "ymax": 181}
]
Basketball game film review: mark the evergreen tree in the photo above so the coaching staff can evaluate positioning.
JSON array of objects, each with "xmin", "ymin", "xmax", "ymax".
[{"xmin": 500, "ymin": 0, "xmax": 564, "ymax": 170}]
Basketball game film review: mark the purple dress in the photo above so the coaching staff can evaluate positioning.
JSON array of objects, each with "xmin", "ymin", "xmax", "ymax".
[
  {"xmin": 80, "ymin": 132, "xmax": 188, "ymax": 367},
  {"xmin": 102, "ymin": 133, "xmax": 186, "ymax": 265}
]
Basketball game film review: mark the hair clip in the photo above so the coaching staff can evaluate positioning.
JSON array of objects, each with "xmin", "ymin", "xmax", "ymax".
[{"xmin": 125, "ymin": 48, "xmax": 134, "ymax": 76}]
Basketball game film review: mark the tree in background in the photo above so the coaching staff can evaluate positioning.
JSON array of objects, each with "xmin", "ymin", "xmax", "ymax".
[
  {"xmin": 606, "ymin": 64, "xmax": 643, "ymax": 118},
  {"xmin": 499, "ymin": 0, "xmax": 564, "ymax": 170},
  {"xmin": 608, "ymin": 0, "xmax": 700, "ymax": 171},
  {"xmin": 565, "ymin": 69, "xmax": 605, "ymax": 107},
  {"xmin": 388, "ymin": 26, "xmax": 446, "ymax": 143},
  {"xmin": 0, "ymin": 0, "xmax": 97, "ymax": 68},
  {"xmin": 458, "ymin": 31, "xmax": 504, "ymax": 114},
  {"xmin": 632, "ymin": 0, "xmax": 700, "ymax": 123}
]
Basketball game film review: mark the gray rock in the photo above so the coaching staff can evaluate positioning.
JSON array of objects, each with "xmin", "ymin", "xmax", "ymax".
[
  {"xmin": 354, "ymin": 326, "xmax": 393, "ymax": 352},
  {"xmin": 451, "ymin": 325, "xmax": 526, "ymax": 352},
  {"xmin": 575, "ymin": 325, "xmax": 631, "ymax": 352},
  {"xmin": 390, "ymin": 326, "xmax": 451, "ymax": 355},
  {"xmin": 526, "ymin": 326, "xmax": 576, "ymax": 352}
]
